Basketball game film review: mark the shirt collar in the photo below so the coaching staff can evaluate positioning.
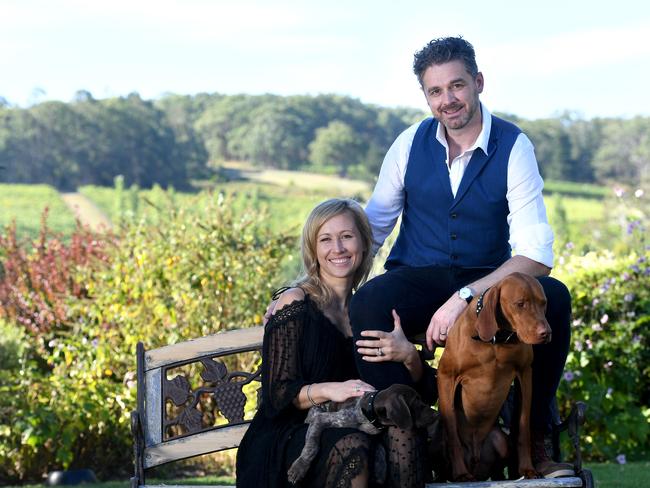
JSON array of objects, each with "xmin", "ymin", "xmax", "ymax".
[{"xmin": 434, "ymin": 103, "xmax": 492, "ymax": 156}]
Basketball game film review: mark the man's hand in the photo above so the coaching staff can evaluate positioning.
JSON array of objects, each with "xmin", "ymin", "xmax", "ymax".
[
  {"xmin": 426, "ymin": 293, "xmax": 467, "ymax": 349},
  {"xmin": 262, "ymin": 299, "xmax": 279, "ymax": 325}
]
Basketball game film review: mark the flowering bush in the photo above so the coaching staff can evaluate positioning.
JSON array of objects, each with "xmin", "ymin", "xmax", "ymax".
[
  {"xmin": 0, "ymin": 193, "xmax": 293, "ymax": 482},
  {"xmin": 554, "ymin": 185, "xmax": 649, "ymax": 462}
]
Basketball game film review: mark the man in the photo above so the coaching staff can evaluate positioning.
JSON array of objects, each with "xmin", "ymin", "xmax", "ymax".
[{"xmin": 349, "ymin": 36, "xmax": 573, "ymax": 478}]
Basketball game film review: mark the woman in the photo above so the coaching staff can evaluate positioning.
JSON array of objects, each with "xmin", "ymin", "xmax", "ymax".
[{"xmin": 236, "ymin": 198, "xmax": 429, "ymax": 488}]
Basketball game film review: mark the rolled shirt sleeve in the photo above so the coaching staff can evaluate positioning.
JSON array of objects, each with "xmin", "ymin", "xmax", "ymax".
[{"xmin": 506, "ymin": 133, "xmax": 555, "ymax": 268}]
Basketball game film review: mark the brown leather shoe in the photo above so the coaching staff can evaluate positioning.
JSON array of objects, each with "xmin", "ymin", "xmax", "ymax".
[{"xmin": 531, "ymin": 429, "xmax": 575, "ymax": 478}]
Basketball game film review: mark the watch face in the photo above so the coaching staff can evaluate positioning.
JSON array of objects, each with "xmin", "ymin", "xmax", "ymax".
[{"xmin": 459, "ymin": 287, "xmax": 472, "ymax": 300}]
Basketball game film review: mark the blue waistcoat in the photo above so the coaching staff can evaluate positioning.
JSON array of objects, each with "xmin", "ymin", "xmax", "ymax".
[{"xmin": 386, "ymin": 115, "xmax": 521, "ymax": 269}]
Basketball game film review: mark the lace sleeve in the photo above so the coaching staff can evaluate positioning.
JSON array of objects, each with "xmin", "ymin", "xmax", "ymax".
[{"xmin": 261, "ymin": 299, "xmax": 308, "ymax": 418}]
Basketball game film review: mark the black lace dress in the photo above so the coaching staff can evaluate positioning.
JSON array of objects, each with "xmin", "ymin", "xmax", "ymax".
[{"xmin": 236, "ymin": 295, "xmax": 428, "ymax": 488}]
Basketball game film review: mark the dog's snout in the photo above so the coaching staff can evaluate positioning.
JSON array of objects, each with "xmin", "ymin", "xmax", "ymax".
[{"xmin": 537, "ymin": 322, "xmax": 552, "ymax": 344}]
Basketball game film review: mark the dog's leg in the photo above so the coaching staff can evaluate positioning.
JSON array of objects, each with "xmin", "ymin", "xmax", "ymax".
[
  {"xmin": 287, "ymin": 415, "xmax": 328, "ymax": 483},
  {"xmin": 438, "ymin": 375, "xmax": 474, "ymax": 482},
  {"xmin": 516, "ymin": 369, "xmax": 537, "ymax": 479}
]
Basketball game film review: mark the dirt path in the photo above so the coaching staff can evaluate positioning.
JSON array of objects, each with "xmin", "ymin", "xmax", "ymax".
[{"xmin": 61, "ymin": 193, "xmax": 113, "ymax": 231}]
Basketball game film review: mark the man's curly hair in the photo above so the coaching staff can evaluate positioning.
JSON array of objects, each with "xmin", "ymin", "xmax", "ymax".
[{"xmin": 413, "ymin": 36, "xmax": 478, "ymax": 85}]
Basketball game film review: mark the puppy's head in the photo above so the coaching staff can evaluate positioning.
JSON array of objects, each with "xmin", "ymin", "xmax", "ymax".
[{"xmin": 373, "ymin": 384, "xmax": 435, "ymax": 429}]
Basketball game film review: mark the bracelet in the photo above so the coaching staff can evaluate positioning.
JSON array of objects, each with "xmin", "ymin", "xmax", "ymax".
[{"xmin": 306, "ymin": 384, "xmax": 324, "ymax": 409}]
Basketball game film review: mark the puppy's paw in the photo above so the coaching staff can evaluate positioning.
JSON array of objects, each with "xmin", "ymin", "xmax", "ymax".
[{"xmin": 287, "ymin": 458, "xmax": 309, "ymax": 484}]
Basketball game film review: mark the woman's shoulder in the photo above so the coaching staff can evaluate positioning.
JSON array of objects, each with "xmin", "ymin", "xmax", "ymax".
[
  {"xmin": 267, "ymin": 287, "xmax": 308, "ymax": 324},
  {"xmin": 273, "ymin": 287, "xmax": 306, "ymax": 310}
]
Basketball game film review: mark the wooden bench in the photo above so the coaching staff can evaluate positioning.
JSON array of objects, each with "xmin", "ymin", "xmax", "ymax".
[{"xmin": 130, "ymin": 327, "xmax": 592, "ymax": 488}]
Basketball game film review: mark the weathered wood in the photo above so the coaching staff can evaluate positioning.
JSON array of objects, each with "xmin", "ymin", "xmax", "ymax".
[
  {"xmin": 144, "ymin": 327, "xmax": 264, "ymax": 371},
  {"xmin": 143, "ymin": 423, "xmax": 250, "ymax": 469},
  {"xmin": 139, "ymin": 477, "xmax": 584, "ymax": 488},
  {"xmin": 143, "ymin": 368, "xmax": 162, "ymax": 448},
  {"xmin": 426, "ymin": 477, "xmax": 583, "ymax": 488}
]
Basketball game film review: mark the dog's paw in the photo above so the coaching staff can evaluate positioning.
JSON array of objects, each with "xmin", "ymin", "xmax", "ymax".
[
  {"xmin": 287, "ymin": 458, "xmax": 309, "ymax": 484},
  {"xmin": 521, "ymin": 468, "xmax": 540, "ymax": 479},
  {"xmin": 452, "ymin": 472, "xmax": 475, "ymax": 482}
]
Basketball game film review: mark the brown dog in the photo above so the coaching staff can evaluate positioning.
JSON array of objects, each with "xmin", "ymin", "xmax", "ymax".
[
  {"xmin": 435, "ymin": 272, "xmax": 552, "ymax": 481},
  {"xmin": 287, "ymin": 384, "xmax": 435, "ymax": 484}
]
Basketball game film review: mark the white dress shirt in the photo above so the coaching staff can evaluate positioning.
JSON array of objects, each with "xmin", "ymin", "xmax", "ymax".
[{"xmin": 365, "ymin": 104, "xmax": 554, "ymax": 268}]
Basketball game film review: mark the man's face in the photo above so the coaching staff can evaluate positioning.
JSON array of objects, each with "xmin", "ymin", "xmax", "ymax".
[{"xmin": 421, "ymin": 60, "xmax": 484, "ymax": 132}]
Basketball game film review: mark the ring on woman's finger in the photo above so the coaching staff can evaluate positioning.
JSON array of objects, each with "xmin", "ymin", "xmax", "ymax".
[
  {"xmin": 377, "ymin": 347, "xmax": 384, "ymax": 356},
  {"xmin": 355, "ymin": 386, "xmax": 360, "ymax": 392}
]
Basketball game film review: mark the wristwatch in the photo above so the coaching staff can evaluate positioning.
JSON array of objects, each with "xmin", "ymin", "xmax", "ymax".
[{"xmin": 458, "ymin": 286, "xmax": 474, "ymax": 304}]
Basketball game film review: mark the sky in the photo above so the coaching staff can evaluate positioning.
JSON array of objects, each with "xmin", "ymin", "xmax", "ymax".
[{"xmin": 2, "ymin": 0, "xmax": 650, "ymax": 120}]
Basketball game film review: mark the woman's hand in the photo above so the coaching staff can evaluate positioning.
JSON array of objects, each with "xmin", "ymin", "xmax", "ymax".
[
  {"xmin": 325, "ymin": 379, "xmax": 376, "ymax": 402},
  {"xmin": 357, "ymin": 309, "xmax": 417, "ymax": 363},
  {"xmin": 356, "ymin": 310, "xmax": 423, "ymax": 381},
  {"xmin": 302, "ymin": 380, "xmax": 375, "ymax": 408}
]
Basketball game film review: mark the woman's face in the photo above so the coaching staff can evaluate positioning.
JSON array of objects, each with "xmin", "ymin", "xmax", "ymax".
[{"xmin": 315, "ymin": 211, "xmax": 365, "ymax": 285}]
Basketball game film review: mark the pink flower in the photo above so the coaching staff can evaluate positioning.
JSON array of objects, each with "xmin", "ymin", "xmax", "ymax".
[
  {"xmin": 600, "ymin": 314, "xmax": 609, "ymax": 324},
  {"xmin": 616, "ymin": 454, "xmax": 626, "ymax": 464}
]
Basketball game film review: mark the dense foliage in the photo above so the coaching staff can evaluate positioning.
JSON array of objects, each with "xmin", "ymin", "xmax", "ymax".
[
  {"xmin": 3, "ymin": 92, "xmax": 648, "ymax": 189},
  {"xmin": 0, "ymin": 93, "xmax": 209, "ymax": 190},
  {"xmin": 554, "ymin": 187, "xmax": 650, "ymax": 462},
  {"xmin": 0, "ymin": 194, "xmax": 293, "ymax": 482}
]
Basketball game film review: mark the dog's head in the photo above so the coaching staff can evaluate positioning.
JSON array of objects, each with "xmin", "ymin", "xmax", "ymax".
[
  {"xmin": 475, "ymin": 272, "xmax": 551, "ymax": 345},
  {"xmin": 373, "ymin": 384, "xmax": 435, "ymax": 429}
]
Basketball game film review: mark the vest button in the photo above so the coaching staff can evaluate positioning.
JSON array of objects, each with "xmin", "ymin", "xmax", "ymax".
[
  {"xmin": 451, "ymin": 234, "xmax": 457, "ymax": 240},
  {"xmin": 451, "ymin": 213, "xmax": 457, "ymax": 219},
  {"xmin": 451, "ymin": 254, "xmax": 458, "ymax": 260}
]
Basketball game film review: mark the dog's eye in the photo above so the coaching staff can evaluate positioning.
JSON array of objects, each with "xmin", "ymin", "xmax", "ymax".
[{"xmin": 515, "ymin": 301, "xmax": 525, "ymax": 308}]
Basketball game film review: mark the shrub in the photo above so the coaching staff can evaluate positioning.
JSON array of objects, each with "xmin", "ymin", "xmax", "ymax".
[
  {"xmin": 554, "ymin": 186, "xmax": 649, "ymax": 462},
  {"xmin": 0, "ymin": 192, "xmax": 293, "ymax": 482}
]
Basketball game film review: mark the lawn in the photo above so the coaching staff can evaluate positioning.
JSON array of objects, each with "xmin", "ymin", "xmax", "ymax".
[{"xmin": 0, "ymin": 183, "xmax": 77, "ymax": 239}]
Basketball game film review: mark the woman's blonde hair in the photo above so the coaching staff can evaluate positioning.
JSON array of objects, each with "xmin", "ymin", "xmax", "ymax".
[{"xmin": 295, "ymin": 198, "xmax": 374, "ymax": 306}]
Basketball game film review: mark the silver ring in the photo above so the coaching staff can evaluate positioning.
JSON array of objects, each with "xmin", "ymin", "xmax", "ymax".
[
  {"xmin": 440, "ymin": 330, "xmax": 448, "ymax": 336},
  {"xmin": 355, "ymin": 386, "xmax": 360, "ymax": 392},
  {"xmin": 377, "ymin": 347, "xmax": 384, "ymax": 356}
]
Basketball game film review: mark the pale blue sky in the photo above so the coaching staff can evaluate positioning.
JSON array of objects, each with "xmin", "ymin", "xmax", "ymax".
[{"xmin": 2, "ymin": 0, "xmax": 650, "ymax": 119}]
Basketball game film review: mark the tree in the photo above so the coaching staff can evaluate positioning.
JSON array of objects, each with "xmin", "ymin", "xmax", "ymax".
[
  {"xmin": 592, "ymin": 117, "xmax": 650, "ymax": 187},
  {"xmin": 519, "ymin": 118, "xmax": 572, "ymax": 181},
  {"xmin": 309, "ymin": 121, "xmax": 363, "ymax": 176}
]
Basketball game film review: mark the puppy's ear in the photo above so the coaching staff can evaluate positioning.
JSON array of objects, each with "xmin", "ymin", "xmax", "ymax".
[
  {"xmin": 387, "ymin": 396, "xmax": 414, "ymax": 429},
  {"xmin": 413, "ymin": 402, "xmax": 436, "ymax": 428},
  {"xmin": 475, "ymin": 286, "xmax": 500, "ymax": 342}
]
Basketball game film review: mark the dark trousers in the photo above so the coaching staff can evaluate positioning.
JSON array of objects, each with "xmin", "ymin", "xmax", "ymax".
[{"xmin": 349, "ymin": 265, "xmax": 571, "ymax": 431}]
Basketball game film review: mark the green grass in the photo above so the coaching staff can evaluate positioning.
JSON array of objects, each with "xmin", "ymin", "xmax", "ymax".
[
  {"xmin": 587, "ymin": 460, "xmax": 650, "ymax": 488},
  {"xmin": 544, "ymin": 180, "xmax": 611, "ymax": 199},
  {"xmin": 0, "ymin": 183, "xmax": 77, "ymax": 239},
  {"xmin": 5, "ymin": 463, "xmax": 648, "ymax": 488}
]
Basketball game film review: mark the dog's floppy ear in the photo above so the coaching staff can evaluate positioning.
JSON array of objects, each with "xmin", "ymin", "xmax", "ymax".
[
  {"xmin": 374, "ymin": 388, "xmax": 414, "ymax": 429},
  {"xmin": 386, "ymin": 396, "xmax": 414, "ymax": 429},
  {"xmin": 475, "ymin": 286, "xmax": 500, "ymax": 342}
]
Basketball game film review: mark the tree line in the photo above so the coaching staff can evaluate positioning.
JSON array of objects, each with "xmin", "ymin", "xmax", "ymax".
[{"xmin": 0, "ymin": 91, "xmax": 647, "ymax": 190}]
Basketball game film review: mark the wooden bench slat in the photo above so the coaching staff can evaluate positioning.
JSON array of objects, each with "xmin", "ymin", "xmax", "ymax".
[
  {"xmin": 143, "ymin": 424, "xmax": 249, "ymax": 469},
  {"xmin": 144, "ymin": 327, "xmax": 264, "ymax": 371},
  {"xmin": 144, "ymin": 368, "xmax": 163, "ymax": 447},
  {"xmin": 426, "ymin": 477, "xmax": 584, "ymax": 487}
]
